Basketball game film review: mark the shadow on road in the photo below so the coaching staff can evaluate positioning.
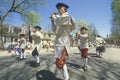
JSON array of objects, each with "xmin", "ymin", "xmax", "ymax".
[
  {"xmin": 26, "ymin": 60, "xmax": 37, "ymax": 68},
  {"xmin": 36, "ymin": 70, "xmax": 61, "ymax": 80},
  {"xmin": 0, "ymin": 53, "xmax": 120, "ymax": 80},
  {"xmin": 89, "ymin": 52, "xmax": 97, "ymax": 56},
  {"xmin": 15, "ymin": 56, "xmax": 22, "ymax": 61},
  {"xmin": 67, "ymin": 62, "xmax": 82, "ymax": 69}
]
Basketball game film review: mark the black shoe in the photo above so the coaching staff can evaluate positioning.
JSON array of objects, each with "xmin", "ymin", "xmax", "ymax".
[
  {"xmin": 20, "ymin": 58, "xmax": 24, "ymax": 61},
  {"xmin": 82, "ymin": 66, "xmax": 88, "ymax": 71},
  {"xmin": 11, "ymin": 54, "xmax": 14, "ymax": 57},
  {"xmin": 96, "ymin": 55, "xmax": 102, "ymax": 58},
  {"xmin": 57, "ymin": 78, "xmax": 62, "ymax": 80},
  {"xmin": 23, "ymin": 58, "xmax": 26, "ymax": 60},
  {"xmin": 36, "ymin": 63, "xmax": 40, "ymax": 67},
  {"xmin": 98, "ymin": 56, "xmax": 102, "ymax": 58},
  {"xmin": 84, "ymin": 66, "xmax": 88, "ymax": 71}
]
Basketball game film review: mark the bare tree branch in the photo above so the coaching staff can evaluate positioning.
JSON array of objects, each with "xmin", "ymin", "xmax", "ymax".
[
  {"xmin": 9, "ymin": 0, "xmax": 16, "ymax": 11},
  {"xmin": 12, "ymin": 10, "xmax": 23, "ymax": 15},
  {"xmin": 12, "ymin": 0, "xmax": 26, "ymax": 11}
]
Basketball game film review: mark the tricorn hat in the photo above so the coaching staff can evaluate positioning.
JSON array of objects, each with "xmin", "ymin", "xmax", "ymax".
[
  {"xmin": 80, "ymin": 27, "xmax": 88, "ymax": 31},
  {"xmin": 56, "ymin": 3, "xmax": 69, "ymax": 9},
  {"xmin": 34, "ymin": 26, "xmax": 41, "ymax": 30},
  {"xmin": 95, "ymin": 34, "xmax": 101, "ymax": 37},
  {"xmin": 19, "ymin": 34, "xmax": 25, "ymax": 37}
]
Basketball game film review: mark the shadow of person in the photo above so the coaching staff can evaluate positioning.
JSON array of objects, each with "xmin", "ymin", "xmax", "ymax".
[
  {"xmin": 89, "ymin": 53, "xmax": 98, "ymax": 57},
  {"xmin": 15, "ymin": 57, "xmax": 22, "ymax": 61},
  {"xmin": 89, "ymin": 53, "xmax": 103, "ymax": 58},
  {"xmin": 26, "ymin": 60, "xmax": 37, "ymax": 68},
  {"xmin": 67, "ymin": 62, "xmax": 82, "ymax": 69},
  {"xmin": 89, "ymin": 53, "xmax": 97, "ymax": 56},
  {"xmin": 36, "ymin": 70, "xmax": 61, "ymax": 80}
]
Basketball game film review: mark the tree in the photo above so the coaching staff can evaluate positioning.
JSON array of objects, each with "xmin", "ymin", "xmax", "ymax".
[
  {"xmin": 111, "ymin": 0, "xmax": 120, "ymax": 27},
  {"xmin": 88, "ymin": 24, "xmax": 99, "ymax": 41},
  {"xmin": 76, "ymin": 20, "xmax": 88, "ymax": 32},
  {"xmin": 111, "ymin": 0, "xmax": 120, "ymax": 45},
  {"xmin": 71, "ymin": 20, "xmax": 88, "ymax": 38},
  {"xmin": 76, "ymin": 20, "xmax": 99, "ymax": 41},
  {"xmin": 0, "ymin": 0, "xmax": 45, "ymax": 49},
  {"xmin": 25, "ymin": 12, "xmax": 41, "ymax": 27},
  {"xmin": 25, "ymin": 12, "xmax": 41, "ymax": 43}
]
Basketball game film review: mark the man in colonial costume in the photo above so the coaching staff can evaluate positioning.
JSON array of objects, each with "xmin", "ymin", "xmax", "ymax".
[
  {"xmin": 50, "ymin": 2, "xmax": 75, "ymax": 80},
  {"xmin": 94, "ymin": 35, "xmax": 106, "ymax": 58},
  {"xmin": 78, "ymin": 27, "xmax": 89, "ymax": 71},
  {"xmin": 31, "ymin": 26, "xmax": 43, "ymax": 67}
]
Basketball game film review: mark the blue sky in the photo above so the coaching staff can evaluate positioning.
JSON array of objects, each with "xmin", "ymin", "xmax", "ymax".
[{"xmin": 3, "ymin": 0, "xmax": 112, "ymax": 37}]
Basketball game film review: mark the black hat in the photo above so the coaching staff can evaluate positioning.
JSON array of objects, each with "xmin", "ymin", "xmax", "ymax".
[
  {"xmin": 94, "ymin": 34, "xmax": 101, "ymax": 37},
  {"xmin": 80, "ymin": 27, "xmax": 88, "ymax": 31},
  {"xmin": 56, "ymin": 3, "xmax": 69, "ymax": 9},
  {"xmin": 19, "ymin": 34, "xmax": 25, "ymax": 37},
  {"xmin": 34, "ymin": 26, "xmax": 41, "ymax": 30}
]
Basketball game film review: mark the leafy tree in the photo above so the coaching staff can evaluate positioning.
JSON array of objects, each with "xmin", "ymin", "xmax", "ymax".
[
  {"xmin": 0, "ymin": 0, "xmax": 45, "ymax": 49},
  {"xmin": 25, "ymin": 12, "xmax": 41, "ymax": 27},
  {"xmin": 76, "ymin": 20, "xmax": 98, "ymax": 41},
  {"xmin": 25, "ymin": 12, "xmax": 41, "ymax": 43},
  {"xmin": 111, "ymin": 0, "xmax": 120, "ymax": 27},
  {"xmin": 111, "ymin": 0, "xmax": 120, "ymax": 45},
  {"xmin": 76, "ymin": 20, "xmax": 88, "ymax": 31},
  {"xmin": 88, "ymin": 24, "xmax": 99, "ymax": 41}
]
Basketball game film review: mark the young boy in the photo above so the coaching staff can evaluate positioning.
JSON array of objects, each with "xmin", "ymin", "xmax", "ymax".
[
  {"xmin": 78, "ymin": 27, "xmax": 89, "ymax": 71},
  {"xmin": 19, "ymin": 34, "xmax": 26, "ymax": 60},
  {"xmin": 12, "ymin": 38, "xmax": 20, "ymax": 56}
]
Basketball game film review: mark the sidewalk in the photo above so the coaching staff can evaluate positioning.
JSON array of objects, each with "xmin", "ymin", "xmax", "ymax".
[
  {"xmin": 0, "ymin": 50, "xmax": 11, "ymax": 57},
  {"xmin": 102, "ymin": 47, "xmax": 120, "ymax": 63}
]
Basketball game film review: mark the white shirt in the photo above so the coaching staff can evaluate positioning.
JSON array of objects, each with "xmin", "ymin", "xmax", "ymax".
[
  {"xmin": 31, "ymin": 31, "xmax": 43, "ymax": 45},
  {"xmin": 14, "ymin": 41, "xmax": 19, "ymax": 48},
  {"xmin": 79, "ymin": 33, "xmax": 89, "ymax": 49},
  {"xmin": 95, "ymin": 37, "xmax": 105, "ymax": 47},
  {"xmin": 52, "ymin": 12, "xmax": 76, "ymax": 46},
  {"xmin": 19, "ymin": 38, "xmax": 26, "ymax": 49}
]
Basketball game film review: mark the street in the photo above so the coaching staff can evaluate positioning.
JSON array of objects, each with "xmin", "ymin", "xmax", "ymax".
[{"xmin": 0, "ymin": 47, "xmax": 120, "ymax": 80}]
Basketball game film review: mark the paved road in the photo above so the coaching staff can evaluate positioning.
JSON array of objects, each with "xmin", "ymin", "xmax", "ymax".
[{"xmin": 0, "ymin": 47, "xmax": 120, "ymax": 80}]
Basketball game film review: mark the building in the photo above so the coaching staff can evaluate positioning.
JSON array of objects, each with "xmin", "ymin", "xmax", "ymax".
[{"xmin": 2, "ymin": 24, "xmax": 56, "ymax": 49}]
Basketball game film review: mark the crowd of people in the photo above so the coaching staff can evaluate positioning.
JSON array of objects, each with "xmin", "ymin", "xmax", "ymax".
[{"xmin": 5, "ymin": 2, "xmax": 106, "ymax": 80}]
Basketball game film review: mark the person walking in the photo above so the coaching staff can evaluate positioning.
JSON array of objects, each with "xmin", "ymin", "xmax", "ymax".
[
  {"xmin": 19, "ymin": 34, "xmax": 26, "ymax": 60},
  {"xmin": 94, "ymin": 35, "xmax": 106, "ymax": 58},
  {"xmin": 50, "ymin": 2, "xmax": 75, "ymax": 80},
  {"xmin": 30, "ymin": 26, "xmax": 43, "ymax": 67},
  {"xmin": 78, "ymin": 27, "xmax": 89, "ymax": 71}
]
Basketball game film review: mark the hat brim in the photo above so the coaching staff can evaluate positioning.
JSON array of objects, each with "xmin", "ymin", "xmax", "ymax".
[
  {"xmin": 81, "ymin": 27, "xmax": 88, "ymax": 30},
  {"xmin": 56, "ymin": 3, "xmax": 69, "ymax": 9},
  {"xmin": 34, "ymin": 26, "xmax": 41, "ymax": 30},
  {"xmin": 19, "ymin": 34, "xmax": 25, "ymax": 36}
]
